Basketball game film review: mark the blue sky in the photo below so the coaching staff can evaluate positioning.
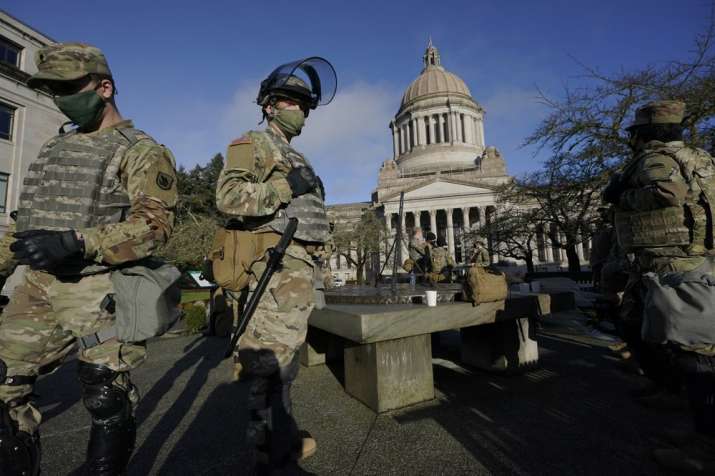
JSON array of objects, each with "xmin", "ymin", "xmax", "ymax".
[{"xmin": 4, "ymin": 0, "xmax": 709, "ymax": 204}]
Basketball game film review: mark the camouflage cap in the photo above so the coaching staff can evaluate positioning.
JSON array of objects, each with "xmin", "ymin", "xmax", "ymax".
[
  {"xmin": 27, "ymin": 43, "xmax": 112, "ymax": 89},
  {"xmin": 626, "ymin": 100, "xmax": 686, "ymax": 131}
]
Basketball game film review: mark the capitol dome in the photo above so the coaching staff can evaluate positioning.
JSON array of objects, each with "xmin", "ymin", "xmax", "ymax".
[
  {"xmin": 401, "ymin": 60, "xmax": 473, "ymax": 109},
  {"xmin": 389, "ymin": 41, "xmax": 486, "ymax": 171}
]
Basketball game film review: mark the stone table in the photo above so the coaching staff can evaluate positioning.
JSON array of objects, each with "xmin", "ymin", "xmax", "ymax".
[{"xmin": 302, "ymin": 292, "xmax": 549, "ymax": 413}]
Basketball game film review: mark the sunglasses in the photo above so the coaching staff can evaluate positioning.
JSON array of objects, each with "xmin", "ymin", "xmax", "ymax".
[{"xmin": 44, "ymin": 76, "xmax": 94, "ymax": 97}]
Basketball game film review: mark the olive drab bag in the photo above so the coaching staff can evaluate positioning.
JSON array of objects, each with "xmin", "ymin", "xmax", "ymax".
[
  {"xmin": 209, "ymin": 228, "xmax": 281, "ymax": 292},
  {"xmin": 110, "ymin": 259, "xmax": 182, "ymax": 342},
  {"xmin": 642, "ymin": 259, "xmax": 715, "ymax": 346},
  {"xmin": 464, "ymin": 264, "xmax": 508, "ymax": 305}
]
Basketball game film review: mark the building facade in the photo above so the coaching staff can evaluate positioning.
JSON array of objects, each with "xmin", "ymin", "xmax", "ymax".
[
  {"xmin": 0, "ymin": 10, "xmax": 64, "ymax": 234},
  {"xmin": 328, "ymin": 41, "xmax": 591, "ymax": 281}
]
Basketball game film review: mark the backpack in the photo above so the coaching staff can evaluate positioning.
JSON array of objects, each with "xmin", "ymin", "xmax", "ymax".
[
  {"xmin": 464, "ymin": 264, "xmax": 508, "ymax": 305},
  {"xmin": 209, "ymin": 228, "xmax": 280, "ymax": 291}
]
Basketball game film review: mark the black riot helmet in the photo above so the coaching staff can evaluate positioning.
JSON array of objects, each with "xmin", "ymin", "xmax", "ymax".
[{"xmin": 257, "ymin": 57, "xmax": 337, "ymax": 111}]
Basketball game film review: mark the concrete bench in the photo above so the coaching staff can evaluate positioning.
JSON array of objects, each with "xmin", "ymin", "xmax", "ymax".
[{"xmin": 301, "ymin": 292, "xmax": 550, "ymax": 413}]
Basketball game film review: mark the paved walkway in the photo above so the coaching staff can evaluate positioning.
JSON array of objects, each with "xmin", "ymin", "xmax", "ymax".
[{"xmin": 38, "ymin": 312, "xmax": 689, "ymax": 475}]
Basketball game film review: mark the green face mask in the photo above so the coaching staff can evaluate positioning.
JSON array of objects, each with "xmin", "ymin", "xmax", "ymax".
[
  {"xmin": 272, "ymin": 108, "xmax": 306, "ymax": 138},
  {"xmin": 53, "ymin": 90, "xmax": 106, "ymax": 131}
]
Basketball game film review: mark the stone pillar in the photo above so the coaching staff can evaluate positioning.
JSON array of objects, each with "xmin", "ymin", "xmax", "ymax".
[
  {"xmin": 576, "ymin": 239, "xmax": 585, "ymax": 262},
  {"xmin": 400, "ymin": 213, "xmax": 408, "ymax": 265},
  {"xmin": 429, "ymin": 115, "xmax": 436, "ymax": 144},
  {"xmin": 544, "ymin": 234, "xmax": 554, "ymax": 263},
  {"xmin": 478, "ymin": 118, "xmax": 485, "ymax": 148},
  {"xmin": 478, "ymin": 207, "xmax": 486, "ymax": 227},
  {"xmin": 402, "ymin": 124, "xmax": 408, "ymax": 152},
  {"xmin": 462, "ymin": 114, "xmax": 472, "ymax": 144},
  {"xmin": 415, "ymin": 117, "xmax": 423, "ymax": 146},
  {"xmin": 472, "ymin": 117, "xmax": 479, "ymax": 148},
  {"xmin": 448, "ymin": 112, "xmax": 456, "ymax": 145},
  {"xmin": 462, "ymin": 207, "xmax": 470, "ymax": 231},
  {"xmin": 455, "ymin": 112, "xmax": 463, "ymax": 143},
  {"xmin": 446, "ymin": 208, "xmax": 455, "ymax": 261},
  {"xmin": 429, "ymin": 209, "xmax": 437, "ymax": 235},
  {"xmin": 391, "ymin": 123, "xmax": 399, "ymax": 159}
]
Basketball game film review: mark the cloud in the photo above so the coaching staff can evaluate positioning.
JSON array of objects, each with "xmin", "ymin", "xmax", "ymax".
[{"xmin": 160, "ymin": 80, "xmax": 398, "ymax": 204}]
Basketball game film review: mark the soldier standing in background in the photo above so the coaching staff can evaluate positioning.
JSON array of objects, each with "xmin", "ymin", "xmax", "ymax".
[
  {"xmin": 0, "ymin": 43, "xmax": 178, "ymax": 475},
  {"xmin": 603, "ymin": 100, "xmax": 715, "ymax": 473},
  {"xmin": 215, "ymin": 57, "xmax": 336, "ymax": 474},
  {"xmin": 469, "ymin": 238, "xmax": 490, "ymax": 267}
]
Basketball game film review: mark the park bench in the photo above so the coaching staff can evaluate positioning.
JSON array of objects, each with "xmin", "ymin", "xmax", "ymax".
[{"xmin": 300, "ymin": 291, "xmax": 552, "ymax": 413}]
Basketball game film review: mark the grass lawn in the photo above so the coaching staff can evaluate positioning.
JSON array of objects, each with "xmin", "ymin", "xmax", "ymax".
[{"xmin": 181, "ymin": 289, "xmax": 211, "ymax": 304}]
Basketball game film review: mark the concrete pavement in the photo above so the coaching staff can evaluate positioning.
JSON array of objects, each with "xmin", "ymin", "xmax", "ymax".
[{"xmin": 37, "ymin": 312, "xmax": 689, "ymax": 475}]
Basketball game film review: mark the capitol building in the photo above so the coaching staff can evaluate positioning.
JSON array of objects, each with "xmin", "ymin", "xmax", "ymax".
[{"xmin": 328, "ymin": 41, "xmax": 588, "ymax": 281}]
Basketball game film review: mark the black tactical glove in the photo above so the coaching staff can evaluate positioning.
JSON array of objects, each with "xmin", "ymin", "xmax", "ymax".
[
  {"xmin": 286, "ymin": 166, "xmax": 318, "ymax": 197},
  {"xmin": 602, "ymin": 173, "xmax": 624, "ymax": 204},
  {"xmin": 11, "ymin": 229, "xmax": 84, "ymax": 270}
]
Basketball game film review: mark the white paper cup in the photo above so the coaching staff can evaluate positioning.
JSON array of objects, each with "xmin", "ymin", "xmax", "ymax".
[{"xmin": 425, "ymin": 290, "xmax": 438, "ymax": 307}]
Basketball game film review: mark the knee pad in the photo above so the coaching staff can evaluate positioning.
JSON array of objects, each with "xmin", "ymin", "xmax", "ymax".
[
  {"xmin": 0, "ymin": 400, "xmax": 40, "ymax": 476},
  {"xmin": 0, "ymin": 358, "xmax": 36, "ymax": 388},
  {"xmin": 77, "ymin": 361, "xmax": 130, "ymax": 421}
]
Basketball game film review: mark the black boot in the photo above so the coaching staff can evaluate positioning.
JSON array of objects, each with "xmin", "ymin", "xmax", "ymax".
[{"xmin": 78, "ymin": 361, "xmax": 136, "ymax": 476}]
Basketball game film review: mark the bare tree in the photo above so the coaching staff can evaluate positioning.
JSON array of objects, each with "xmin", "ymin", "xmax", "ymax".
[
  {"xmin": 472, "ymin": 204, "xmax": 543, "ymax": 273},
  {"xmin": 333, "ymin": 209, "xmax": 385, "ymax": 284},
  {"xmin": 526, "ymin": 5, "xmax": 715, "ymax": 166}
]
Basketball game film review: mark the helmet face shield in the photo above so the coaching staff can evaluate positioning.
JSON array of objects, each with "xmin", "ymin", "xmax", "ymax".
[{"xmin": 258, "ymin": 57, "xmax": 337, "ymax": 110}]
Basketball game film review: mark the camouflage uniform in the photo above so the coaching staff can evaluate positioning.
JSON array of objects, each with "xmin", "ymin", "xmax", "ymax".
[
  {"xmin": 0, "ymin": 44, "xmax": 177, "ymax": 475},
  {"xmin": 470, "ymin": 243, "xmax": 490, "ymax": 267},
  {"xmin": 427, "ymin": 243, "xmax": 454, "ymax": 282},
  {"xmin": 216, "ymin": 127, "xmax": 327, "ymax": 466},
  {"xmin": 607, "ymin": 102, "xmax": 715, "ymax": 465}
]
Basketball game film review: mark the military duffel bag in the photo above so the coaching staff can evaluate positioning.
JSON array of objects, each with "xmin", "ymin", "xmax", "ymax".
[
  {"xmin": 465, "ymin": 264, "xmax": 508, "ymax": 305},
  {"xmin": 642, "ymin": 259, "xmax": 715, "ymax": 346}
]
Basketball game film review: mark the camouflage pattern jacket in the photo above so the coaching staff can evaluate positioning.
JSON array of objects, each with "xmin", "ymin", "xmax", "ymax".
[
  {"xmin": 216, "ymin": 127, "xmax": 330, "ymax": 246},
  {"xmin": 0, "ymin": 120, "xmax": 177, "ymax": 278}
]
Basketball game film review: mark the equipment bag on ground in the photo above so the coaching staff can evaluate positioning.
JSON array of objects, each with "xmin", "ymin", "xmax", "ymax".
[
  {"xmin": 110, "ymin": 259, "xmax": 182, "ymax": 342},
  {"xmin": 642, "ymin": 259, "xmax": 715, "ymax": 346},
  {"xmin": 465, "ymin": 265, "xmax": 508, "ymax": 305}
]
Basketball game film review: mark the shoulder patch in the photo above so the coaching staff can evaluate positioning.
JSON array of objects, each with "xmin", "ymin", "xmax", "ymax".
[{"xmin": 230, "ymin": 136, "xmax": 252, "ymax": 146}]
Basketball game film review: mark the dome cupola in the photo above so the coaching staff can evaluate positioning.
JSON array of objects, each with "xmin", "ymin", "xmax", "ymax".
[{"xmin": 389, "ymin": 40, "xmax": 486, "ymax": 171}]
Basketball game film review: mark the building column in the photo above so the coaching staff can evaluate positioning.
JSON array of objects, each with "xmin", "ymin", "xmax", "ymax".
[
  {"xmin": 462, "ymin": 207, "xmax": 470, "ymax": 231},
  {"xmin": 472, "ymin": 117, "xmax": 479, "ymax": 148},
  {"xmin": 429, "ymin": 209, "xmax": 437, "ymax": 235},
  {"xmin": 400, "ymin": 213, "xmax": 409, "ymax": 265},
  {"xmin": 478, "ymin": 118, "xmax": 485, "ymax": 147},
  {"xmin": 478, "ymin": 207, "xmax": 486, "ymax": 227},
  {"xmin": 448, "ymin": 112, "xmax": 456, "ymax": 145},
  {"xmin": 391, "ymin": 123, "xmax": 399, "ymax": 159},
  {"xmin": 576, "ymin": 238, "xmax": 585, "ymax": 262},
  {"xmin": 446, "ymin": 208, "xmax": 455, "ymax": 261},
  {"xmin": 415, "ymin": 117, "xmax": 423, "ymax": 146},
  {"xmin": 544, "ymin": 234, "xmax": 554, "ymax": 263}
]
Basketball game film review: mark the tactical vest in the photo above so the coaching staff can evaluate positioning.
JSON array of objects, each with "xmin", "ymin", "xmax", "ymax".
[
  {"xmin": 615, "ymin": 143, "xmax": 715, "ymax": 255},
  {"xmin": 430, "ymin": 246, "xmax": 450, "ymax": 271},
  {"xmin": 16, "ymin": 126, "xmax": 152, "ymax": 273},
  {"xmin": 260, "ymin": 131, "xmax": 330, "ymax": 243}
]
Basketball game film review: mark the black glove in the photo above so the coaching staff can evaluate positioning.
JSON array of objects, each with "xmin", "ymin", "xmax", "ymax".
[
  {"xmin": 602, "ymin": 173, "xmax": 624, "ymax": 204},
  {"xmin": 11, "ymin": 229, "xmax": 84, "ymax": 270},
  {"xmin": 286, "ymin": 167, "xmax": 318, "ymax": 197}
]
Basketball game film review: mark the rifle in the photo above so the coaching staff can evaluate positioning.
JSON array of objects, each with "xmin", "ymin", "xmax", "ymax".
[{"xmin": 224, "ymin": 217, "xmax": 299, "ymax": 358}]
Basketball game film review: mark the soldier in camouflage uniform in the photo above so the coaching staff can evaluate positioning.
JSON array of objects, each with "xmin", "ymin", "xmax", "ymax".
[
  {"xmin": 215, "ymin": 57, "xmax": 336, "ymax": 473},
  {"xmin": 0, "ymin": 44, "xmax": 177, "ymax": 475},
  {"xmin": 469, "ymin": 238, "xmax": 490, "ymax": 267},
  {"xmin": 603, "ymin": 100, "xmax": 715, "ymax": 472},
  {"xmin": 424, "ymin": 232, "xmax": 454, "ymax": 282}
]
